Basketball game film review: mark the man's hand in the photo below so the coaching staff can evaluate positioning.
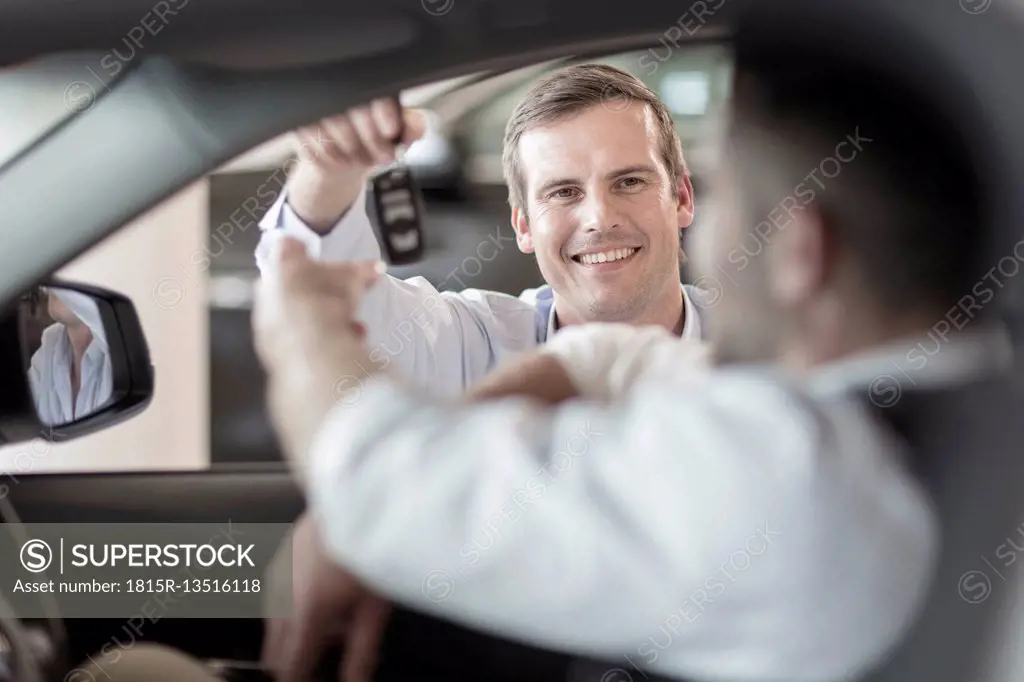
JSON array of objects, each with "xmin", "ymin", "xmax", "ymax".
[
  {"xmin": 263, "ymin": 513, "xmax": 391, "ymax": 682},
  {"xmin": 289, "ymin": 100, "xmax": 428, "ymax": 232},
  {"xmin": 462, "ymin": 352, "xmax": 580, "ymax": 405},
  {"xmin": 465, "ymin": 324, "xmax": 713, "ymax": 406},
  {"xmin": 252, "ymin": 237, "xmax": 382, "ymax": 477}
]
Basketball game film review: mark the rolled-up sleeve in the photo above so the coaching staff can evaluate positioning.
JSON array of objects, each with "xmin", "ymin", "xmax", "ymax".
[
  {"xmin": 256, "ymin": 185, "xmax": 384, "ymax": 269},
  {"xmin": 305, "ymin": 373, "xmax": 938, "ymax": 680}
]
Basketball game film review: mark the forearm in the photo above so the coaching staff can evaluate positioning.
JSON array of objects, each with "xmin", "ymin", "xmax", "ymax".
[
  {"xmin": 262, "ymin": 104, "xmax": 425, "ymax": 239},
  {"xmin": 265, "ymin": 338, "xmax": 380, "ymax": 482},
  {"xmin": 305, "ymin": 375, "xmax": 939, "ymax": 679},
  {"xmin": 462, "ymin": 352, "xmax": 580, "ymax": 406},
  {"xmin": 306, "ymin": 381, "xmax": 668, "ymax": 652},
  {"xmin": 285, "ymin": 161, "xmax": 368, "ymax": 234},
  {"xmin": 305, "ymin": 377, "xmax": 785, "ymax": 658}
]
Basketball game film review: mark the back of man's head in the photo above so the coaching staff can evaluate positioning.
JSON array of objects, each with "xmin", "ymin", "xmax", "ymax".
[{"xmin": 729, "ymin": 40, "xmax": 989, "ymax": 323}]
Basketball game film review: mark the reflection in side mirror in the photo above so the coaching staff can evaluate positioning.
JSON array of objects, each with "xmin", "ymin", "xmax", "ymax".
[
  {"xmin": 20, "ymin": 286, "xmax": 115, "ymax": 428},
  {"xmin": 0, "ymin": 280, "xmax": 154, "ymax": 445}
]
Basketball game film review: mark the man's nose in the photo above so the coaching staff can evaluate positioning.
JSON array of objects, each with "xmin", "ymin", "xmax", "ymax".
[{"xmin": 578, "ymin": 191, "xmax": 622, "ymax": 233}]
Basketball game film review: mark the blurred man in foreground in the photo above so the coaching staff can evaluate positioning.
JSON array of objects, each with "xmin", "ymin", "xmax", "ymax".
[
  {"xmin": 251, "ymin": 37, "xmax": 1009, "ymax": 682},
  {"xmin": 76, "ymin": 35, "xmax": 1010, "ymax": 682}
]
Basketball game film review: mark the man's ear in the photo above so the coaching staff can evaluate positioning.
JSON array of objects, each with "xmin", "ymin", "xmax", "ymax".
[
  {"xmin": 676, "ymin": 174, "xmax": 696, "ymax": 230},
  {"xmin": 769, "ymin": 205, "xmax": 827, "ymax": 306},
  {"xmin": 511, "ymin": 207, "xmax": 534, "ymax": 254}
]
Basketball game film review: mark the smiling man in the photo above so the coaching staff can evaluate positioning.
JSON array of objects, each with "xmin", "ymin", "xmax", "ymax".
[
  {"xmin": 502, "ymin": 71, "xmax": 694, "ymax": 334},
  {"xmin": 255, "ymin": 63, "xmax": 706, "ymax": 396}
]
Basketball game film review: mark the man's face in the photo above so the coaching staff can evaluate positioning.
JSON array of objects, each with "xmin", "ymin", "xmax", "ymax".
[
  {"xmin": 689, "ymin": 147, "xmax": 788, "ymax": 365},
  {"xmin": 512, "ymin": 101, "xmax": 694, "ymax": 323}
]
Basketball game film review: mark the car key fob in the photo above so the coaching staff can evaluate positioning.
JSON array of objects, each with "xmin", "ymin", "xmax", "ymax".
[
  {"xmin": 367, "ymin": 97, "xmax": 425, "ymax": 266},
  {"xmin": 368, "ymin": 165, "xmax": 425, "ymax": 265}
]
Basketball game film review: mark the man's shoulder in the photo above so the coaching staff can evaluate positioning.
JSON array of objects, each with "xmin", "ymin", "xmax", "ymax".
[
  {"xmin": 39, "ymin": 323, "xmax": 67, "ymax": 347},
  {"xmin": 29, "ymin": 323, "xmax": 67, "ymax": 369},
  {"xmin": 444, "ymin": 283, "xmax": 551, "ymax": 322},
  {"xmin": 438, "ymin": 280, "xmax": 552, "ymax": 333},
  {"xmin": 436, "ymin": 284, "xmax": 547, "ymax": 344},
  {"xmin": 633, "ymin": 363, "xmax": 825, "ymax": 422},
  {"xmin": 516, "ymin": 284, "xmax": 553, "ymax": 306},
  {"xmin": 444, "ymin": 283, "xmax": 543, "ymax": 311}
]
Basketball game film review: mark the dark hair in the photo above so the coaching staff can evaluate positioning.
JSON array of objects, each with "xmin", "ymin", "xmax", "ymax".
[{"xmin": 730, "ymin": 40, "xmax": 987, "ymax": 318}]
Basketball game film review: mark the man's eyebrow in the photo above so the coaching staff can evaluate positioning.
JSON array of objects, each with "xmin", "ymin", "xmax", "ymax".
[{"xmin": 606, "ymin": 164, "xmax": 659, "ymax": 180}]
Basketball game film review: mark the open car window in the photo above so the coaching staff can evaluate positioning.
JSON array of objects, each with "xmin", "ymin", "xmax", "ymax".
[{"xmin": 0, "ymin": 41, "xmax": 736, "ymax": 473}]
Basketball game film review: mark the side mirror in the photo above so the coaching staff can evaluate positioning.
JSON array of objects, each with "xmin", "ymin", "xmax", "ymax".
[{"xmin": 0, "ymin": 280, "xmax": 154, "ymax": 445}]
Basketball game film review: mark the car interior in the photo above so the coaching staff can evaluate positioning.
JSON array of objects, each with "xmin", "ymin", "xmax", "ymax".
[{"xmin": 1, "ymin": 0, "xmax": 1023, "ymax": 681}]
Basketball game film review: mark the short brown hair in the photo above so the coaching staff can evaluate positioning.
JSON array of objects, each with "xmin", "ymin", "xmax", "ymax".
[{"xmin": 501, "ymin": 63, "xmax": 689, "ymax": 217}]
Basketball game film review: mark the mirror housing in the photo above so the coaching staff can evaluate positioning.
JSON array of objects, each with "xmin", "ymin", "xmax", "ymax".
[{"xmin": 0, "ymin": 279, "xmax": 154, "ymax": 445}]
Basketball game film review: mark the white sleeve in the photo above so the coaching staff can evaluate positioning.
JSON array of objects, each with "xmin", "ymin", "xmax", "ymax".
[
  {"xmin": 27, "ymin": 327, "xmax": 65, "ymax": 426},
  {"xmin": 538, "ymin": 323, "xmax": 711, "ymax": 401},
  {"xmin": 255, "ymin": 188, "xmax": 540, "ymax": 395},
  {"xmin": 255, "ymin": 185, "xmax": 383, "ymax": 267},
  {"xmin": 305, "ymin": 374, "xmax": 938, "ymax": 680},
  {"xmin": 27, "ymin": 345, "xmax": 48, "ymax": 422}
]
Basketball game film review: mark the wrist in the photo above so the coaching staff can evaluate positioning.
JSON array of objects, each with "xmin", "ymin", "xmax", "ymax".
[
  {"xmin": 463, "ymin": 353, "xmax": 579, "ymax": 405},
  {"xmin": 287, "ymin": 161, "xmax": 369, "ymax": 234}
]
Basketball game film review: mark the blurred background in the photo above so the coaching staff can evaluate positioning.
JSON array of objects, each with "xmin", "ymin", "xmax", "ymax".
[
  {"xmin": 2, "ymin": 33, "xmax": 1023, "ymax": 474},
  {"xmin": 0, "ymin": 44, "xmax": 733, "ymax": 470}
]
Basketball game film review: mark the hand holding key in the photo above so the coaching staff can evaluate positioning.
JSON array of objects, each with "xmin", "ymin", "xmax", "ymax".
[
  {"xmin": 366, "ymin": 99, "xmax": 427, "ymax": 266},
  {"xmin": 294, "ymin": 99, "xmax": 428, "ymax": 172},
  {"xmin": 287, "ymin": 99, "xmax": 429, "ymax": 233}
]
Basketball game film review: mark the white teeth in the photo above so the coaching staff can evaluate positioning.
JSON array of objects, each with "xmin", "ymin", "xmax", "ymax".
[{"xmin": 578, "ymin": 248, "xmax": 637, "ymax": 265}]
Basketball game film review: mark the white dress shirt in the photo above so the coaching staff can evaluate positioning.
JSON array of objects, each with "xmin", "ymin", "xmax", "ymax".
[
  {"xmin": 256, "ymin": 188, "xmax": 705, "ymax": 397},
  {"xmin": 27, "ymin": 290, "xmax": 113, "ymax": 426},
  {"xmin": 301, "ymin": 324, "xmax": 1011, "ymax": 681}
]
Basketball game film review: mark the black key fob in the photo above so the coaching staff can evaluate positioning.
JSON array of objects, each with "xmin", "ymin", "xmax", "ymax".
[
  {"xmin": 368, "ymin": 163, "xmax": 425, "ymax": 265},
  {"xmin": 367, "ymin": 98, "xmax": 425, "ymax": 266}
]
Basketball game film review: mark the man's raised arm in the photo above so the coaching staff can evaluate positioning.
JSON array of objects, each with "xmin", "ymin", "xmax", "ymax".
[
  {"xmin": 302, "ymin": 373, "xmax": 937, "ymax": 681},
  {"xmin": 254, "ymin": 102, "xmax": 538, "ymax": 396}
]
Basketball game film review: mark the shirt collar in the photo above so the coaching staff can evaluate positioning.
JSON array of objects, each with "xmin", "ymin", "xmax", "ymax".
[
  {"xmin": 806, "ymin": 322, "xmax": 1014, "ymax": 398},
  {"xmin": 82, "ymin": 336, "xmax": 107, "ymax": 367},
  {"xmin": 680, "ymin": 284, "xmax": 702, "ymax": 341},
  {"xmin": 547, "ymin": 283, "xmax": 700, "ymax": 340}
]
